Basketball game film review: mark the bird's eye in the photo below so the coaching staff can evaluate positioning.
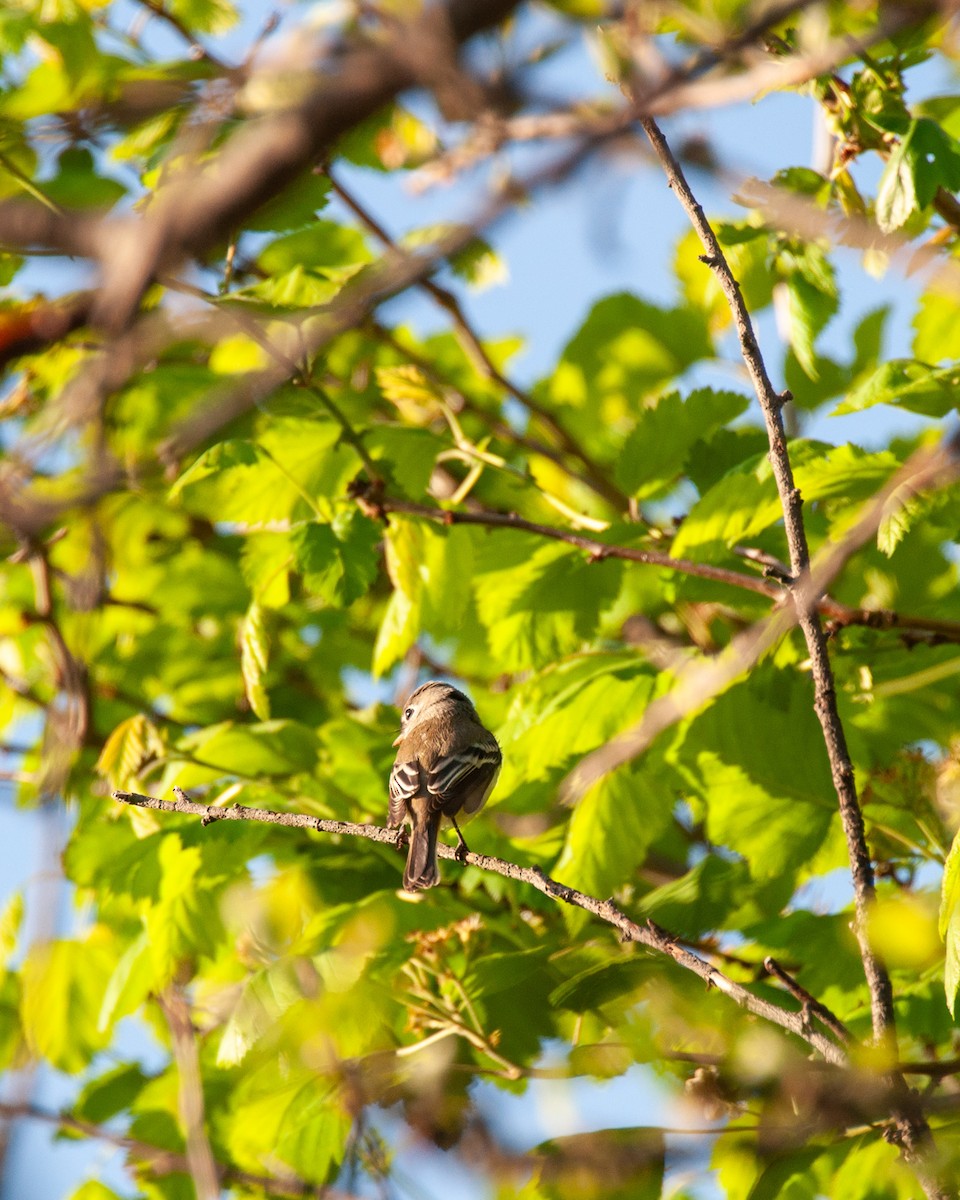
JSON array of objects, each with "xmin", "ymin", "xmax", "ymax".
[{"xmin": 404, "ymin": 706, "xmax": 414, "ymax": 720}]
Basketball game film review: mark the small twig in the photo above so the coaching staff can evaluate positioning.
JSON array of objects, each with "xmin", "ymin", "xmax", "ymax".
[
  {"xmin": 113, "ymin": 788, "xmax": 847, "ymax": 1066},
  {"xmin": 763, "ymin": 957, "xmax": 853, "ymax": 1047}
]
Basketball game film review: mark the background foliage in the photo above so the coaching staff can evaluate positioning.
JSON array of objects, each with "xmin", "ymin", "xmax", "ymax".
[{"xmin": 2, "ymin": 0, "xmax": 960, "ymax": 1197}]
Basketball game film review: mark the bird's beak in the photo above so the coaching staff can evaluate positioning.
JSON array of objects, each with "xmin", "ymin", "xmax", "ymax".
[{"xmin": 393, "ymin": 731, "xmax": 403, "ymax": 747}]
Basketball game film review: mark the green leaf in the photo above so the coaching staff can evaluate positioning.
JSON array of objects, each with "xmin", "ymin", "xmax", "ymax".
[
  {"xmin": 540, "ymin": 292, "xmax": 713, "ymax": 457},
  {"xmin": 473, "ymin": 534, "xmax": 623, "ymax": 671},
  {"xmin": 449, "ymin": 235, "xmax": 508, "ymax": 290},
  {"xmin": 21, "ymin": 936, "xmax": 113, "ymax": 1072},
  {"xmin": 43, "ymin": 146, "xmax": 126, "ymax": 209},
  {"xmin": 372, "ymin": 518, "xmax": 475, "ymax": 674},
  {"xmin": 553, "ymin": 757, "xmax": 674, "ymax": 897},
  {"xmin": 274, "ymin": 1080, "xmax": 351, "ymax": 1182},
  {"xmin": 672, "ymin": 441, "xmax": 899, "ymax": 559},
  {"xmin": 747, "ymin": 1147, "xmax": 824, "ymax": 1200},
  {"xmin": 876, "ymin": 127, "xmax": 919, "ymax": 232},
  {"xmin": 99, "ymin": 930, "xmax": 153, "ymax": 1030},
  {"xmin": 697, "ymin": 753, "xmax": 834, "ymax": 879},
  {"xmin": 777, "ymin": 244, "xmax": 839, "ymax": 380},
  {"xmin": 161, "ymin": 719, "xmax": 319, "ymax": 789},
  {"xmin": 675, "ymin": 668, "xmax": 837, "ymax": 878},
  {"xmin": 142, "ymin": 834, "xmax": 224, "ymax": 986},
  {"xmin": 241, "ymin": 600, "xmax": 270, "ymax": 720},
  {"xmin": 549, "ymin": 956, "xmax": 653, "ymax": 1013},
  {"xmin": 913, "ymin": 286, "xmax": 960, "ymax": 363},
  {"xmin": 172, "ymin": 418, "xmax": 360, "ymax": 523},
  {"xmin": 0, "ymin": 891, "xmax": 23, "ymax": 965},
  {"xmin": 834, "ymin": 359, "xmax": 960, "ymax": 417},
  {"xmin": 257, "ymin": 220, "xmax": 372, "ymax": 276},
  {"xmin": 241, "ymin": 532, "xmax": 292, "ymax": 608},
  {"xmin": 245, "ymin": 171, "xmax": 331, "ymax": 232},
  {"xmin": 940, "ymin": 824, "xmax": 960, "ymax": 1015},
  {"xmin": 217, "ymin": 961, "xmax": 304, "ymax": 1065},
  {"xmin": 876, "ymin": 119, "xmax": 960, "ymax": 233},
  {"xmin": 168, "ymin": 0, "xmax": 238, "ymax": 35},
  {"xmin": 615, "ymin": 388, "xmax": 750, "ymax": 497},
  {"xmin": 67, "ymin": 1185, "xmax": 126, "ymax": 1200},
  {"xmin": 294, "ymin": 512, "xmax": 381, "ymax": 608},
  {"xmin": 641, "ymin": 857, "xmax": 791, "ymax": 939},
  {"xmin": 74, "ymin": 1062, "xmax": 148, "ymax": 1124}
]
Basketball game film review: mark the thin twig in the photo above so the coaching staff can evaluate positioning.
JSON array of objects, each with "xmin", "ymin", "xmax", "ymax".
[
  {"xmin": 113, "ymin": 788, "xmax": 847, "ymax": 1066},
  {"xmin": 763, "ymin": 956, "xmax": 853, "ymax": 1047}
]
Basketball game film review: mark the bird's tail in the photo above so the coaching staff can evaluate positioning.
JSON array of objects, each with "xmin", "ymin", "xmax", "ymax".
[{"xmin": 403, "ymin": 813, "xmax": 440, "ymax": 891}]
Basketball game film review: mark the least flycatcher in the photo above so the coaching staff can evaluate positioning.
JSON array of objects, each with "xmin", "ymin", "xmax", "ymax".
[{"xmin": 388, "ymin": 681, "xmax": 501, "ymax": 891}]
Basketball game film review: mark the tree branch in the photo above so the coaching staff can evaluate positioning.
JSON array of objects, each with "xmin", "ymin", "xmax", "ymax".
[
  {"xmin": 113, "ymin": 787, "xmax": 847, "ymax": 1066},
  {"xmin": 374, "ymin": 492, "xmax": 960, "ymax": 644},
  {"xmin": 636, "ymin": 112, "xmax": 950, "ymax": 1199}
]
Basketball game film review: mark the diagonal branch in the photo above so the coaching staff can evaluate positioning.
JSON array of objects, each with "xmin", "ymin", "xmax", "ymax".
[
  {"xmin": 113, "ymin": 787, "xmax": 847, "ymax": 1066},
  {"xmin": 373, "ymin": 491, "xmax": 960, "ymax": 643}
]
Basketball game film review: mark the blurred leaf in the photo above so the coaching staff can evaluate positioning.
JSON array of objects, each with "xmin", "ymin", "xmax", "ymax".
[
  {"xmin": 21, "ymin": 936, "xmax": 113, "ymax": 1072},
  {"xmin": 535, "ymin": 1127, "xmax": 664, "ymax": 1200},
  {"xmin": 940, "ymin": 825, "xmax": 960, "ymax": 1015},
  {"xmin": 241, "ymin": 600, "xmax": 271, "ymax": 720}
]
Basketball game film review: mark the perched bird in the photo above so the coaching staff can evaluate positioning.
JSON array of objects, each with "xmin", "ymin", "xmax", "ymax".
[{"xmin": 388, "ymin": 681, "xmax": 501, "ymax": 891}]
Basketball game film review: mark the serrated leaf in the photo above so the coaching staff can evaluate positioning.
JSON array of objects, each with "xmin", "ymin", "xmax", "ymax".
[
  {"xmin": 834, "ymin": 359, "xmax": 960, "ymax": 417},
  {"xmin": 553, "ymin": 758, "xmax": 673, "ymax": 898},
  {"xmin": 615, "ymin": 388, "xmax": 750, "ymax": 497},
  {"xmin": 241, "ymin": 600, "xmax": 270, "ymax": 720},
  {"xmin": 877, "ymin": 487, "xmax": 928, "ymax": 556},
  {"xmin": 158, "ymin": 720, "xmax": 319, "ymax": 790},
  {"xmin": 275, "ymin": 1080, "xmax": 351, "ymax": 1182},
  {"xmin": 375, "ymin": 364, "xmax": 444, "ymax": 424},
  {"xmin": 473, "ymin": 534, "xmax": 623, "ymax": 671}
]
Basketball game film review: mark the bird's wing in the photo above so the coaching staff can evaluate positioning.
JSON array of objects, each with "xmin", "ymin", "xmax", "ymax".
[
  {"xmin": 388, "ymin": 757, "xmax": 420, "ymax": 827},
  {"xmin": 425, "ymin": 736, "xmax": 502, "ymax": 814}
]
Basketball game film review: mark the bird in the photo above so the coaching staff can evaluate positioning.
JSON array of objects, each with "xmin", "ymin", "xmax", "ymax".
[{"xmin": 388, "ymin": 680, "xmax": 501, "ymax": 891}]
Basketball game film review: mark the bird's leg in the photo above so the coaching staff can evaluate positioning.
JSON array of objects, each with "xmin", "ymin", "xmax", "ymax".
[{"xmin": 450, "ymin": 815, "xmax": 470, "ymax": 862}]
